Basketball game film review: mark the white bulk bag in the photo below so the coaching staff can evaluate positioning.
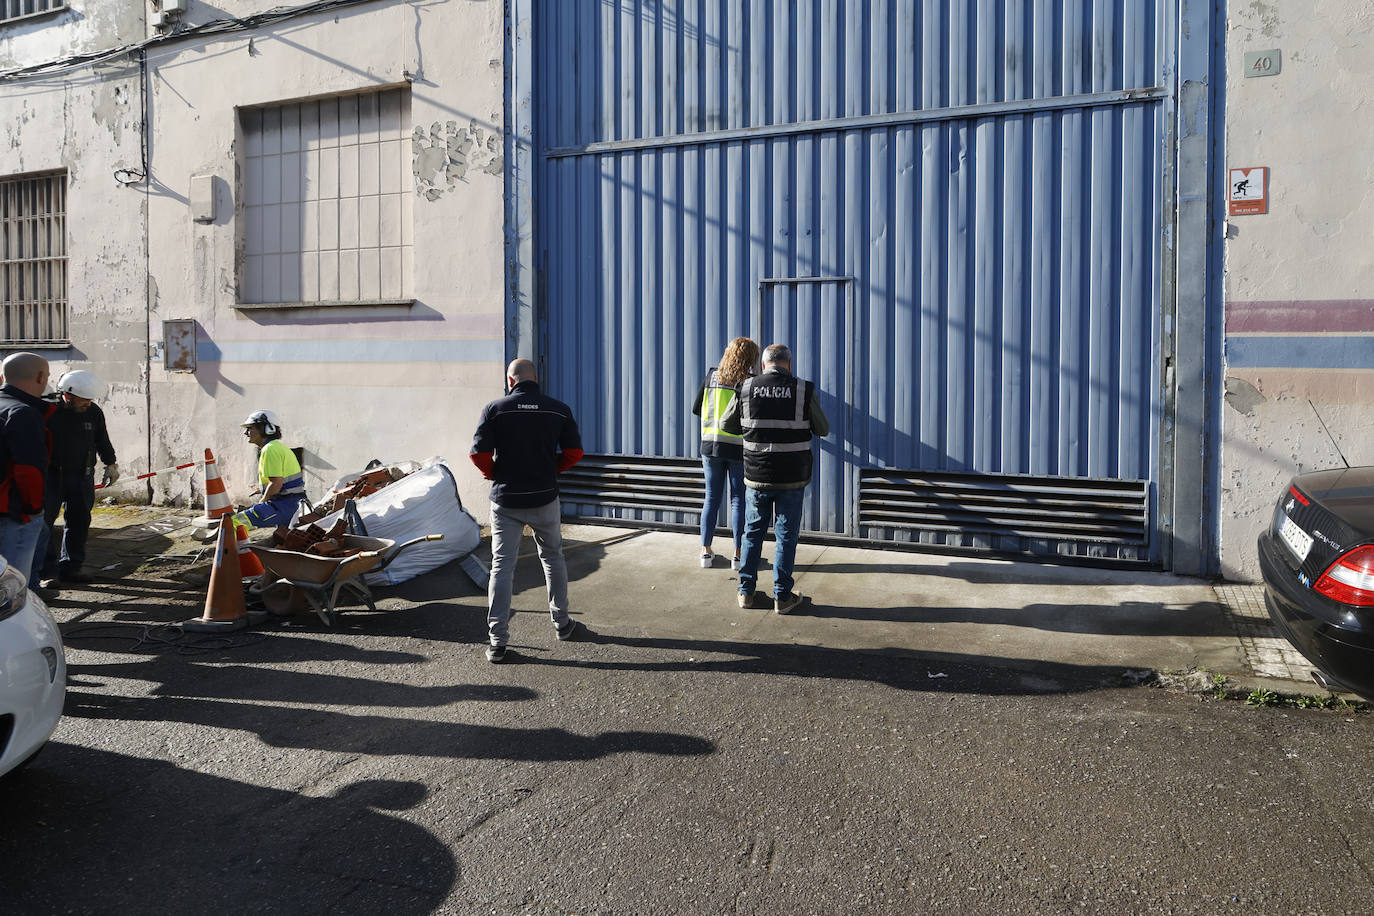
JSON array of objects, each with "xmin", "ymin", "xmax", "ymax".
[{"xmin": 314, "ymin": 460, "xmax": 480, "ymax": 586}]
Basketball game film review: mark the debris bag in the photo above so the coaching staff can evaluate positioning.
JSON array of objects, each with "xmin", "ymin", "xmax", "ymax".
[{"xmin": 313, "ymin": 460, "xmax": 479, "ymax": 586}]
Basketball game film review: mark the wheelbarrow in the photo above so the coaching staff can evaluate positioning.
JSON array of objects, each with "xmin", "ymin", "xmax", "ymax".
[{"xmin": 249, "ymin": 533, "xmax": 444, "ymax": 626}]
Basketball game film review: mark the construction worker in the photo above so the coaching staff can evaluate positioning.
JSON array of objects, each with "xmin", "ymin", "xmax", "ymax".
[
  {"xmin": 233, "ymin": 409, "xmax": 307, "ymax": 529},
  {"xmin": 34, "ymin": 369, "xmax": 116, "ymax": 588}
]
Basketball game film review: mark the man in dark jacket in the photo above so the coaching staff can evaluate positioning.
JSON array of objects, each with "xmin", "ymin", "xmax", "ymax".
[
  {"xmin": 35, "ymin": 370, "xmax": 118, "ymax": 587},
  {"xmin": 0, "ymin": 352, "xmax": 53, "ymax": 585},
  {"xmin": 721, "ymin": 343, "xmax": 829, "ymax": 615},
  {"xmin": 470, "ymin": 358, "xmax": 584, "ymax": 663}
]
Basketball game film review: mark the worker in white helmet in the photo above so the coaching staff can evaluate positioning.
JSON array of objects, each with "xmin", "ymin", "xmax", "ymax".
[
  {"xmin": 232, "ymin": 409, "xmax": 307, "ymax": 529},
  {"xmin": 33, "ymin": 369, "xmax": 118, "ymax": 589}
]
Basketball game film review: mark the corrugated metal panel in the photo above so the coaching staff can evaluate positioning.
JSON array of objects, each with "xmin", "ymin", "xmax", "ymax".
[{"xmin": 533, "ymin": 0, "xmax": 1166, "ymax": 560}]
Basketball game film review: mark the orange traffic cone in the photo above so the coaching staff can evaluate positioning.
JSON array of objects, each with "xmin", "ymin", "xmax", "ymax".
[
  {"xmin": 200, "ymin": 448, "xmax": 233, "ymax": 523},
  {"xmin": 182, "ymin": 515, "xmax": 248, "ymax": 632},
  {"xmin": 236, "ymin": 522, "xmax": 266, "ymax": 579}
]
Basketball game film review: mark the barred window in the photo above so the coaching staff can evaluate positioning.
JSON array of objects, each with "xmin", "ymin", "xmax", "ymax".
[
  {"xmin": 1, "ymin": 0, "xmax": 66, "ymax": 25},
  {"xmin": 1, "ymin": 172, "xmax": 67, "ymax": 344},
  {"xmin": 240, "ymin": 88, "xmax": 412, "ymax": 306}
]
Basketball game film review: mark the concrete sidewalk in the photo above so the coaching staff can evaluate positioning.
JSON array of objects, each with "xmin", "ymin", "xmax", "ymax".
[
  {"xmin": 555, "ymin": 523, "xmax": 1326, "ymax": 698},
  {"xmin": 74, "ymin": 506, "xmax": 1327, "ymax": 698}
]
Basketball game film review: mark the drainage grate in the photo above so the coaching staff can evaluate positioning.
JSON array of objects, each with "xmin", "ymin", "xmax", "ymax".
[
  {"xmin": 559, "ymin": 454, "xmax": 704, "ymax": 515},
  {"xmin": 859, "ymin": 469, "xmax": 1151, "ymax": 549}
]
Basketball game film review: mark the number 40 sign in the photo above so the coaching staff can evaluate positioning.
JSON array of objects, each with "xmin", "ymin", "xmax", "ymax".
[{"xmin": 1244, "ymin": 49, "xmax": 1281, "ymax": 77}]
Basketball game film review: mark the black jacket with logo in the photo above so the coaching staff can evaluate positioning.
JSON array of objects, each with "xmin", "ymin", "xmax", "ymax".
[
  {"xmin": 470, "ymin": 379, "xmax": 584, "ymax": 508},
  {"xmin": 47, "ymin": 399, "xmax": 117, "ymax": 476}
]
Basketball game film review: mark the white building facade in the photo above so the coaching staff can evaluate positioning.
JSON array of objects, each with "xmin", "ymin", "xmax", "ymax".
[{"xmin": 1, "ymin": 0, "xmax": 508, "ymax": 511}]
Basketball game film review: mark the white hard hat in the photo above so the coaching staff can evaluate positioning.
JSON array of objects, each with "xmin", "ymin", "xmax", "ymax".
[
  {"xmin": 56, "ymin": 369, "xmax": 105, "ymax": 401},
  {"xmin": 241, "ymin": 409, "xmax": 281, "ymax": 436}
]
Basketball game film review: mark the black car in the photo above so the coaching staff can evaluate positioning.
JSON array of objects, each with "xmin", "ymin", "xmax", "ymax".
[{"xmin": 1258, "ymin": 466, "xmax": 1374, "ymax": 701}]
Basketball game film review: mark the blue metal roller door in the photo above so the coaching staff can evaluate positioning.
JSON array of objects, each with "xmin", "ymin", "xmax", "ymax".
[{"xmin": 529, "ymin": 1, "xmax": 1175, "ymax": 563}]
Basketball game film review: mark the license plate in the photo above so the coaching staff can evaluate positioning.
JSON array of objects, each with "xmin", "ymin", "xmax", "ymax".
[{"xmin": 1278, "ymin": 514, "xmax": 1313, "ymax": 562}]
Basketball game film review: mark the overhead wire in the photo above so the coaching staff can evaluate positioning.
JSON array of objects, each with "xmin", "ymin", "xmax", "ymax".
[{"xmin": 0, "ymin": 0, "xmax": 383, "ymax": 83}]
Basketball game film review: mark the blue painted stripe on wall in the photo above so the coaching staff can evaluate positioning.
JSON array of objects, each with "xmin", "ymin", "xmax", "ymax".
[
  {"xmin": 197, "ymin": 339, "xmax": 506, "ymax": 364},
  {"xmin": 1227, "ymin": 336, "xmax": 1374, "ymax": 369}
]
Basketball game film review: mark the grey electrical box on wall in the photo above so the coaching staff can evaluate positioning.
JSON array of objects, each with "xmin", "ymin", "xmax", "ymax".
[{"xmin": 190, "ymin": 174, "xmax": 215, "ymax": 223}]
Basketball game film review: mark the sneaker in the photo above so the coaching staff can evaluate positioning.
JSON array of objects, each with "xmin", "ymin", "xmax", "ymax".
[
  {"xmin": 485, "ymin": 644, "xmax": 508, "ymax": 663},
  {"xmin": 700, "ymin": 551, "xmax": 714, "ymax": 568},
  {"xmin": 556, "ymin": 619, "xmax": 581, "ymax": 641},
  {"xmin": 774, "ymin": 592, "xmax": 804, "ymax": 615},
  {"xmin": 737, "ymin": 590, "xmax": 761, "ymax": 609},
  {"xmin": 38, "ymin": 577, "xmax": 59, "ymax": 590},
  {"xmin": 730, "ymin": 556, "xmax": 740, "ymax": 571}
]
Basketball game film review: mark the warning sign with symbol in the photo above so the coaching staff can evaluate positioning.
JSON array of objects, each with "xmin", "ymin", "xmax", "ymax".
[{"xmin": 1229, "ymin": 166, "xmax": 1268, "ymax": 216}]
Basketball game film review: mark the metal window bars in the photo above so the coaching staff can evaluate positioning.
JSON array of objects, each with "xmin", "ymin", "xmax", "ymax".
[
  {"xmin": 1, "ymin": 0, "xmax": 65, "ymax": 24},
  {"xmin": 1, "ymin": 172, "xmax": 68, "ymax": 343}
]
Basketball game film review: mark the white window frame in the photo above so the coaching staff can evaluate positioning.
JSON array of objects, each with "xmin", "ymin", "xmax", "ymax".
[
  {"xmin": 239, "ymin": 87, "xmax": 413, "ymax": 309},
  {"xmin": 0, "ymin": 170, "xmax": 67, "ymax": 345}
]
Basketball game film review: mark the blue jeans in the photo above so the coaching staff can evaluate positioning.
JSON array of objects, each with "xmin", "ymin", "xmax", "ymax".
[
  {"xmin": 0, "ymin": 515, "xmax": 47, "ymax": 588},
  {"xmin": 737, "ymin": 486, "xmax": 806, "ymax": 599},
  {"xmin": 700, "ymin": 456, "xmax": 745, "ymax": 555}
]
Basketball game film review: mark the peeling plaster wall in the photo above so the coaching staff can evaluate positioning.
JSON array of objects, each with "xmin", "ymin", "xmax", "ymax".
[
  {"xmin": 145, "ymin": 0, "xmax": 506, "ymax": 511},
  {"xmin": 1221, "ymin": 2, "xmax": 1374, "ymax": 580},
  {"xmin": 0, "ymin": 24, "xmax": 150, "ymax": 503},
  {"xmin": 0, "ymin": 2, "xmax": 143, "ymax": 70}
]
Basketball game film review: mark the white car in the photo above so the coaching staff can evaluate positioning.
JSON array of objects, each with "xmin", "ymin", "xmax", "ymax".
[{"xmin": 0, "ymin": 553, "xmax": 65, "ymax": 778}]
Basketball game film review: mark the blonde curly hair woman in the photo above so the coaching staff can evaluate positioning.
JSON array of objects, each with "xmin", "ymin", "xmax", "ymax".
[{"xmin": 691, "ymin": 337, "xmax": 760, "ymax": 568}]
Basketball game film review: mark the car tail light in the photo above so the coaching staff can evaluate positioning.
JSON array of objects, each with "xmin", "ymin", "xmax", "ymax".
[{"xmin": 1315, "ymin": 545, "xmax": 1374, "ymax": 607}]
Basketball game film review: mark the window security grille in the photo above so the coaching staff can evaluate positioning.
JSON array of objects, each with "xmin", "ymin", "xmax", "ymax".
[
  {"xmin": 1, "ymin": 0, "xmax": 65, "ymax": 24},
  {"xmin": 240, "ymin": 88, "xmax": 413, "ymax": 305},
  {"xmin": 1, "ymin": 172, "xmax": 67, "ymax": 344}
]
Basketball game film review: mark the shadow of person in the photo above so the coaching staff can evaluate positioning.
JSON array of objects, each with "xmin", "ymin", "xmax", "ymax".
[
  {"xmin": 63, "ymin": 693, "xmax": 716, "ymax": 761},
  {"xmin": 67, "ymin": 658, "xmax": 538, "ymax": 707},
  {"xmin": 0, "ymin": 746, "xmax": 456, "ymax": 914},
  {"xmin": 558, "ymin": 628, "xmax": 1138, "ymax": 697}
]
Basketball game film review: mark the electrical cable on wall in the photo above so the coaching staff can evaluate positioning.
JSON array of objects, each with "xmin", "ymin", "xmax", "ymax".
[{"xmin": 1, "ymin": 0, "xmax": 383, "ymax": 84}]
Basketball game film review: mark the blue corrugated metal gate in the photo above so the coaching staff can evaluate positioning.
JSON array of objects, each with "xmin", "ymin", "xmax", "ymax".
[{"xmin": 528, "ymin": 1, "xmax": 1180, "ymax": 562}]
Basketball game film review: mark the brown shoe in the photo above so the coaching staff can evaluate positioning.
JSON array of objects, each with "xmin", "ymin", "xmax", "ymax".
[
  {"xmin": 737, "ymin": 590, "xmax": 761, "ymax": 609},
  {"xmin": 774, "ymin": 592, "xmax": 805, "ymax": 615}
]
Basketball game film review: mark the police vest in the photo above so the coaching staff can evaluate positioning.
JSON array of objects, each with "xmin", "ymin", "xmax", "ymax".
[
  {"xmin": 740, "ymin": 373, "xmax": 814, "ymax": 487},
  {"xmin": 699, "ymin": 369, "xmax": 744, "ymax": 460}
]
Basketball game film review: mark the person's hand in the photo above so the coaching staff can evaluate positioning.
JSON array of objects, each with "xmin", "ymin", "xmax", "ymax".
[{"xmin": 101, "ymin": 464, "xmax": 120, "ymax": 486}]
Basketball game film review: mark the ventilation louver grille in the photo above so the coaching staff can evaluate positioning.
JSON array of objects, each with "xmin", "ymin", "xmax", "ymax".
[
  {"xmin": 859, "ymin": 469, "xmax": 1150, "ymax": 549},
  {"xmin": 559, "ymin": 454, "xmax": 704, "ymax": 515},
  {"xmin": 559, "ymin": 457, "xmax": 1152, "ymax": 563}
]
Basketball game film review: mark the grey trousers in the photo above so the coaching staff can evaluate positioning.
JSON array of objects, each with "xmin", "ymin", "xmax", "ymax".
[{"xmin": 487, "ymin": 498, "xmax": 571, "ymax": 647}]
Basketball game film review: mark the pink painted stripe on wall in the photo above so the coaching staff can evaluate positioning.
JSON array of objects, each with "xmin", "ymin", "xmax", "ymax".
[{"xmin": 1226, "ymin": 299, "xmax": 1374, "ymax": 333}]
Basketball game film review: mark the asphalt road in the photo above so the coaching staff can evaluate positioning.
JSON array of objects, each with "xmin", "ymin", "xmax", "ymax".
[{"xmin": 3, "ymin": 557, "xmax": 1373, "ymax": 915}]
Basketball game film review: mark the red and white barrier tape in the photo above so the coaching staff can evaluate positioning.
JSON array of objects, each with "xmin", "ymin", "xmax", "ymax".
[{"xmin": 95, "ymin": 458, "xmax": 206, "ymax": 491}]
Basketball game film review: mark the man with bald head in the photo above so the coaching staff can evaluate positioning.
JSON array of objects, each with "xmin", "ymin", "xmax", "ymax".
[
  {"xmin": 0, "ymin": 352, "xmax": 54, "ymax": 583},
  {"xmin": 470, "ymin": 357, "xmax": 585, "ymax": 663}
]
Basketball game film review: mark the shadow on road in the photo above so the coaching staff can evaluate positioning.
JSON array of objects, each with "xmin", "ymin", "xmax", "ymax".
[
  {"xmin": 527, "ymin": 629, "xmax": 1144, "ymax": 697},
  {"xmin": 0, "ymin": 745, "xmax": 456, "ymax": 913},
  {"xmin": 64, "ymin": 691, "xmax": 714, "ymax": 760},
  {"xmin": 792, "ymin": 598, "xmax": 1233, "ymax": 638}
]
